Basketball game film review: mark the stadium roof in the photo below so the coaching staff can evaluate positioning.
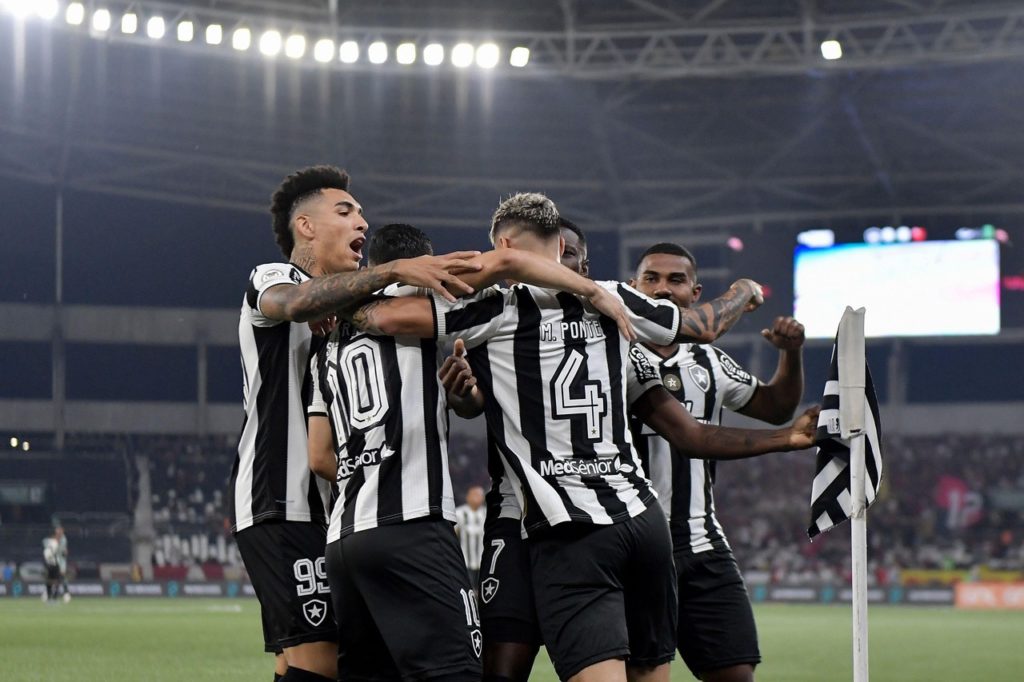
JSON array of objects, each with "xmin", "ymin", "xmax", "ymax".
[{"xmin": 1, "ymin": 0, "xmax": 1023, "ymax": 235}]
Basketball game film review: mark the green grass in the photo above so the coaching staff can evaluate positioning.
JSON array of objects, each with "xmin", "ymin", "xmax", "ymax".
[{"xmin": 1, "ymin": 599, "xmax": 1020, "ymax": 681}]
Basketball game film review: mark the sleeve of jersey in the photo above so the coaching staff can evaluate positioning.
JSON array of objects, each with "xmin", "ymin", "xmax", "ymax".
[
  {"xmin": 431, "ymin": 287, "xmax": 511, "ymax": 348},
  {"xmin": 625, "ymin": 344, "xmax": 664, "ymax": 406},
  {"xmin": 246, "ymin": 263, "xmax": 301, "ymax": 328},
  {"xmin": 307, "ymin": 345, "xmax": 329, "ymax": 418},
  {"xmin": 713, "ymin": 347, "xmax": 759, "ymax": 410},
  {"xmin": 597, "ymin": 281, "xmax": 680, "ymax": 346}
]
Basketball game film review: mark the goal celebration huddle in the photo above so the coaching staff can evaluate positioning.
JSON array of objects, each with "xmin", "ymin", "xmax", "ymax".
[{"xmin": 230, "ymin": 165, "xmax": 817, "ymax": 682}]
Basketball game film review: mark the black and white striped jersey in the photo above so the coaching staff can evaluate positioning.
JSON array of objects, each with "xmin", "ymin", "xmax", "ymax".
[
  {"xmin": 454, "ymin": 504, "xmax": 487, "ymax": 571},
  {"xmin": 627, "ymin": 342, "xmax": 759, "ymax": 554},
  {"xmin": 309, "ymin": 286, "xmax": 456, "ymax": 543},
  {"xmin": 229, "ymin": 263, "xmax": 332, "ymax": 533},
  {"xmin": 433, "ymin": 281, "xmax": 681, "ymax": 536}
]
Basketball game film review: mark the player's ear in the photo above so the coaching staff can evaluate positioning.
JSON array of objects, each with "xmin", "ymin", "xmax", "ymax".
[
  {"xmin": 496, "ymin": 235, "xmax": 512, "ymax": 250},
  {"xmin": 692, "ymin": 283, "xmax": 703, "ymax": 301},
  {"xmin": 558, "ymin": 235, "xmax": 565, "ymax": 258},
  {"xmin": 293, "ymin": 213, "xmax": 315, "ymax": 241}
]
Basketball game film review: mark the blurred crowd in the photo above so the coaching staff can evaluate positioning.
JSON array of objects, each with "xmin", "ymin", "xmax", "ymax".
[{"xmin": 4, "ymin": 431, "xmax": 1021, "ymax": 583}]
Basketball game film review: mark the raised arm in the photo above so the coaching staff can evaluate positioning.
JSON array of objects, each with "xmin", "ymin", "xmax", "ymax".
[
  {"xmin": 345, "ymin": 296, "xmax": 436, "ymax": 338},
  {"xmin": 631, "ymin": 385, "xmax": 819, "ymax": 460},
  {"xmin": 738, "ymin": 316, "xmax": 805, "ymax": 424},
  {"xmin": 259, "ymin": 252, "xmax": 482, "ymax": 323},
  {"xmin": 456, "ymin": 249, "xmax": 637, "ymax": 341},
  {"xmin": 675, "ymin": 279, "xmax": 764, "ymax": 344}
]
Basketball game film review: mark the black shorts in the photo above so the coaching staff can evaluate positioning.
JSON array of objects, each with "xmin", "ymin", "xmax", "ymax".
[
  {"xmin": 45, "ymin": 565, "xmax": 61, "ymax": 581},
  {"xmin": 675, "ymin": 548, "xmax": 760, "ymax": 677},
  {"xmin": 477, "ymin": 517, "xmax": 542, "ymax": 647},
  {"xmin": 234, "ymin": 521, "xmax": 337, "ymax": 654},
  {"xmin": 325, "ymin": 517, "xmax": 482, "ymax": 682},
  {"xmin": 528, "ymin": 503, "xmax": 677, "ymax": 681}
]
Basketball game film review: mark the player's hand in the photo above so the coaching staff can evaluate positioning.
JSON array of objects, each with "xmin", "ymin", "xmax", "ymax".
[
  {"xmin": 390, "ymin": 252, "xmax": 483, "ymax": 303},
  {"xmin": 308, "ymin": 314, "xmax": 338, "ymax": 337},
  {"xmin": 761, "ymin": 316, "xmax": 805, "ymax": 351},
  {"xmin": 788, "ymin": 406, "xmax": 821, "ymax": 450},
  {"xmin": 588, "ymin": 287, "xmax": 637, "ymax": 342},
  {"xmin": 731, "ymin": 278, "xmax": 764, "ymax": 312},
  {"xmin": 439, "ymin": 338, "xmax": 477, "ymax": 397}
]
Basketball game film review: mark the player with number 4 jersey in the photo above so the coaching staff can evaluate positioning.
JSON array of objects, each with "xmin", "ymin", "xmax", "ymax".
[{"xmin": 345, "ymin": 194, "xmax": 765, "ymax": 682}]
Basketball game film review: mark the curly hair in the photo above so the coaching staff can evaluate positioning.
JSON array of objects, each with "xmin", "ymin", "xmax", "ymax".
[
  {"xmin": 269, "ymin": 165, "xmax": 351, "ymax": 258},
  {"xmin": 489, "ymin": 192, "xmax": 560, "ymax": 244}
]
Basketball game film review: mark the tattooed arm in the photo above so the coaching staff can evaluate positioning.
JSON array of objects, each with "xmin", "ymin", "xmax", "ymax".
[
  {"xmin": 259, "ymin": 252, "xmax": 482, "ymax": 323},
  {"xmin": 343, "ymin": 297, "xmax": 435, "ymax": 338},
  {"xmin": 631, "ymin": 385, "xmax": 819, "ymax": 459},
  {"xmin": 675, "ymin": 278, "xmax": 764, "ymax": 344}
]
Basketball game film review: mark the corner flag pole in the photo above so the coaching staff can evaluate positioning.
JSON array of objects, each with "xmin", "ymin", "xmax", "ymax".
[{"xmin": 838, "ymin": 306, "xmax": 868, "ymax": 682}]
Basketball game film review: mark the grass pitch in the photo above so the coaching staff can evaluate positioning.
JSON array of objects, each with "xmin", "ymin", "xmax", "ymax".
[{"xmin": 2, "ymin": 599, "xmax": 1020, "ymax": 681}]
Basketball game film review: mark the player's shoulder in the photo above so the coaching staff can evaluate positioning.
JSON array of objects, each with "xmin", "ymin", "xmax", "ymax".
[{"xmin": 249, "ymin": 262, "xmax": 307, "ymax": 287}]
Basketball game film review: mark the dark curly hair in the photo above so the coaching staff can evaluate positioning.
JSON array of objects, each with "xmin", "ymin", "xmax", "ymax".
[
  {"xmin": 635, "ymin": 242, "xmax": 697, "ymax": 271},
  {"xmin": 269, "ymin": 165, "xmax": 351, "ymax": 258}
]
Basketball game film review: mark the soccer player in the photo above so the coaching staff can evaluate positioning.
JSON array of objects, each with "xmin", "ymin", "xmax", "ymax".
[
  {"xmin": 229, "ymin": 167, "xmax": 482, "ymax": 682},
  {"xmin": 455, "ymin": 486, "xmax": 487, "ymax": 588},
  {"xmin": 439, "ymin": 216, "xmax": 818, "ymax": 682},
  {"xmin": 42, "ymin": 526, "xmax": 68, "ymax": 602},
  {"xmin": 629, "ymin": 242, "xmax": 806, "ymax": 682},
  {"xmin": 307, "ymin": 221, "xmax": 630, "ymax": 681},
  {"xmin": 344, "ymin": 193, "xmax": 765, "ymax": 682}
]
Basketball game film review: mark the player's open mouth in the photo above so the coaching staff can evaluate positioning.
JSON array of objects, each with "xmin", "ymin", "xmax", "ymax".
[{"xmin": 350, "ymin": 237, "xmax": 365, "ymax": 260}]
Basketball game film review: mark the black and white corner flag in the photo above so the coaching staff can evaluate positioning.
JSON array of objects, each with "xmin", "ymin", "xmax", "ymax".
[{"xmin": 807, "ymin": 313, "xmax": 884, "ymax": 540}]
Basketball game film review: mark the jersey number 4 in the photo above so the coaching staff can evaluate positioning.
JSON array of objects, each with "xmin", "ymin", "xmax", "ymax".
[{"xmin": 550, "ymin": 349, "xmax": 607, "ymax": 441}]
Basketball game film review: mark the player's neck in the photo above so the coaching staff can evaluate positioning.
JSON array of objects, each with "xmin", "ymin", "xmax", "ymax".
[{"xmin": 289, "ymin": 243, "xmax": 322, "ymax": 277}]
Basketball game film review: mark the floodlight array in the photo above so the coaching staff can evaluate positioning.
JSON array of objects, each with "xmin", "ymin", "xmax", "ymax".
[{"xmin": 1, "ymin": 1, "xmax": 532, "ymax": 71}]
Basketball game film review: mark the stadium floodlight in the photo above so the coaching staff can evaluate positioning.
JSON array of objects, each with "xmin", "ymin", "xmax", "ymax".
[
  {"xmin": 396, "ymin": 42, "xmax": 416, "ymax": 65},
  {"xmin": 205, "ymin": 23, "xmax": 222, "ymax": 45},
  {"xmin": 65, "ymin": 2, "xmax": 85, "ymax": 25},
  {"xmin": 121, "ymin": 12, "xmax": 137, "ymax": 34},
  {"xmin": 451, "ymin": 42, "xmax": 474, "ymax": 68},
  {"xmin": 9, "ymin": 437, "xmax": 17, "ymax": 447},
  {"xmin": 368, "ymin": 41, "xmax": 388, "ymax": 64},
  {"xmin": 91, "ymin": 9, "xmax": 111, "ymax": 32},
  {"xmin": 285, "ymin": 34, "xmax": 306, "ymax": 59},
  {"xmin": 339, "ymin": 40, "xmax": 359, "ymax": 63},
  {"xmin": 313, "ymin": 38, "xmax": 334, "ymax": 63},
  {"xmin": 146, "ymin": 16, "xmax": 165, "ymax": 39},
  {"xmin": 232, "ymin": 27, "xmax": 251, "ymax": 51},
  {"xmin": 22, "ymin": 440, "xmax": 29, "ymax": 451},
  {"xmin": 821, "ymin": 39, "xmax": 843, "ymax": 60},
  {"xmin": 476, "ymin": 42, "xmax": 499, "ymax": 69},
  {"xmin": 259, "ymin": 30, "xmax": 282, "ymax": 56},
  {"xmin": 3, "ymin": 0, "xmax": 33, "ymax": 18},
  {"xmin": 37, "ymin": 0, "xmax": 59, "ymax": 20},
  {"xmin": 510, "ymin": 46, "xmax": 530, "ymax": 67},
  {"xmin": 177, "ymin": 20, "xmax": 193, "ymax": 42},
  {"xmin": 423, "ymin": 43, "xmax": 444, "ymax": 66}
]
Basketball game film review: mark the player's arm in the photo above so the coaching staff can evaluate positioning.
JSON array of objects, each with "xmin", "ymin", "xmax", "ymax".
[
  {"xmin": 307, "ymin": 416, "xmax": 337, "ymax": 483},
  {"xmin": 450, "ymin": 249, "xmax": 637, "ymax": 341},
  {"xmin": 630, "ymin": 385, "xmax": 820, "ymax": 459},
  {"xmin": 440, "ymin": 338, "xmax": 485, "ymax": 419},
  {"xmin": 343, "ymin": 296, "xmax": 435, "ymax": 337},
  {"xmin": 738, "ymin": 316, "xmax": 806, "ymax": 425},
  {"xmin": 674, "ymin": 278, "xmax": 764, "ymax": 344},
  {"xmin": 259, "ymin": 252, "xmax": 482, "ymax": 323}
]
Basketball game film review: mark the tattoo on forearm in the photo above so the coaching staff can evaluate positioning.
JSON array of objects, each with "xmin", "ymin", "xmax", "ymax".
[
  {"xmin": 677, "ymin": 283, "xmax": 749, "ymax": 342},
  {"xmin": 295, "ymin": 267, "xmax": 392, "ymax": 321},
  {"xmin": 348, "ymin": 299, "xmax": 388, "ymax": 334}
]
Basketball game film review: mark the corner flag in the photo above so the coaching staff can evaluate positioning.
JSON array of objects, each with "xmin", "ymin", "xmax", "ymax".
[{"xmin": 807, "ymin": 309, "xmax": 883, "ymax": 540}]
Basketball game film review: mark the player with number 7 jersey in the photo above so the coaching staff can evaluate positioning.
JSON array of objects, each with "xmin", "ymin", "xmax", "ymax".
[{"xmin": 345, "ymin": 194, "xmax": 763, "ymax": 682}]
